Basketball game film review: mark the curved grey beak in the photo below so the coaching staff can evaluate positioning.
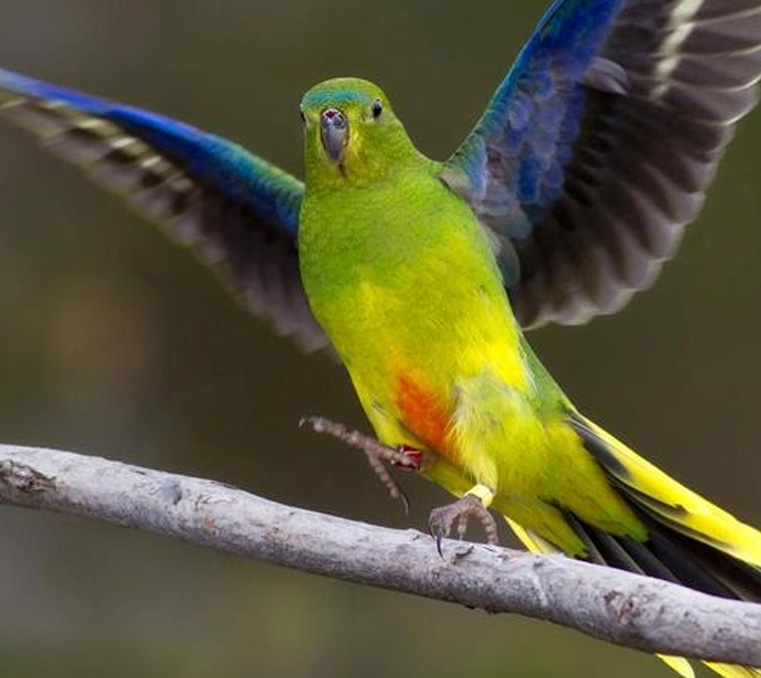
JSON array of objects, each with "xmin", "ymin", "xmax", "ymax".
[{"xmin": 320, "ymin": 108, "xmax": 348, "ymax": 165}]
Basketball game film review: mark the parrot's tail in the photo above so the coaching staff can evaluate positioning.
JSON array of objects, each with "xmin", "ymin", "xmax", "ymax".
[{"xmin": 507, "ymin": 411, "xmax": 761, "ymax": 678}]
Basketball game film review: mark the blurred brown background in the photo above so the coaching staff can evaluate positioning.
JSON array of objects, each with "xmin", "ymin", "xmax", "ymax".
[{"xmin": 0, "ymin": 1, "xmax": 760, "ymax": 676}]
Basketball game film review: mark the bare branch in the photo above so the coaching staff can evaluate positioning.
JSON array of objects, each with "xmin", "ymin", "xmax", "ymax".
[{"xmin": 0, "ymin": 443, "xmax": 760, "ymax": 665}]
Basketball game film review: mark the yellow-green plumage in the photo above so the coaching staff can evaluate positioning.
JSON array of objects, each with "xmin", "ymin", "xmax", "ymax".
[
  {"xmin": 301, "ymin": 78, "xmax": 646, "ymax": 552},
  {"xmin": 2, "ymin": 1, "xmax": 761, "ymax": 670},
  {"xmin": 299, "ymin": 78, "xmax": 761, "ymax": 678}
]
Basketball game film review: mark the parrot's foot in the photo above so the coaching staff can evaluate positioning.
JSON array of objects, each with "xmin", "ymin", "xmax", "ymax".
[
  {"xmin": 428, "ymin": 494, "xmax": 499, "ymax": 556},
  {"xmin": 300, "ymin": 416, "xmax": 421, "ymax": 513}
]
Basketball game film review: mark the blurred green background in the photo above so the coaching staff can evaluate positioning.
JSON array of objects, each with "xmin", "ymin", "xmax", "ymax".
[{"xmin": 0, "ymin": 1, "xmax": 760, "ymax": 676}]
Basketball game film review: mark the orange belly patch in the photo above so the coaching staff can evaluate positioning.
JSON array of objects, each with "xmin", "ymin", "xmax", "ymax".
[{"xmin": 395, "ymin": 373, "xmax": 452, "ymax": 456}]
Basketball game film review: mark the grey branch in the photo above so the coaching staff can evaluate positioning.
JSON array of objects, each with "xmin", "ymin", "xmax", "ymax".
[{"xmin": 1, "ymin": 443, "xmax": 760, "ymax": 666}]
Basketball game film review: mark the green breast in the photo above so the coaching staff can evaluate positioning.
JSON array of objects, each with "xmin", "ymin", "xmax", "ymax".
[{"xmin": 298, "ymin": 167, "xmax": 523, "ymax": 403}]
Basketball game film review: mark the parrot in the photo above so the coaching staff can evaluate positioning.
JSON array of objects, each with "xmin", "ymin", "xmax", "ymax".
[{"xmin": 2, "ymin": 0, "xmax": 761, "ymax": 676}]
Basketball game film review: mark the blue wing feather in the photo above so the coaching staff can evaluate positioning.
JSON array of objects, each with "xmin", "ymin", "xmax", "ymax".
[
  {"xmin": 0, "ymin": 67, "xmax": 329, "ymax": 352},
  {"xmin": 443, "ymin": 0, "xmax": 761, "ymax": 328},
  {"xmin": 0, "ymin": 67, "xmax": 302, "ymax": 233},
  {"xmin": 107, "ymin": 109, "xmax": 302, "ymax": 233},
  {"xmin": 449, "ymin": 0, "xmax": 624, "ymax": 231}
]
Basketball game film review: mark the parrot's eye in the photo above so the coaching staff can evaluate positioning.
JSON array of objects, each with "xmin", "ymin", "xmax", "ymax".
[{"xmin": 371, "ymin": 99, "xmax": 383, "ymax": 119}]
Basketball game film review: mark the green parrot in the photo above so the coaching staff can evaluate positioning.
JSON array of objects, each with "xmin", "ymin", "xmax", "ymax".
[
  {"xmin": 2, "ymin": 0, "xmax": 761, "ymax": 676},
  {"xmin": 297, "ymin": 78, "xmax": 761, "ymax": 678}
]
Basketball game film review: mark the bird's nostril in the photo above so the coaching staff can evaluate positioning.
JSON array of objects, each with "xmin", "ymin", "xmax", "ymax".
[{"xmin": 322, "ymin": 108, "xmax": 346, "ymax": 128}]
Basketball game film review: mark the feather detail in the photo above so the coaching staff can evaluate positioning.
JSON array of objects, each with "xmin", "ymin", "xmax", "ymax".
[
  {"xmin": 0, "ymin": 67, "xmax": 331, "ymax": 353},
  {"xmin": 395, "ymin": 374, "xmax": 451, "ymax": 454},
  {"xmin": 443, "ymin": 0, "xmax": 761, "ymax": 328}
]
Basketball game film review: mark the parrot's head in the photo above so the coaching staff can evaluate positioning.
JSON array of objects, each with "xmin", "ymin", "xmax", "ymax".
[{"xmin": 300, "ymin": 78, "xmax": 424, "ymax": 187}]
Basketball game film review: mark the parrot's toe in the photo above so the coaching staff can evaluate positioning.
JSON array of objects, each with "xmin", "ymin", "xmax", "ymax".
[
  {"xmin": 427, "ymin": 494, "xmax": 499, "ymax": 557},
  {"xmin": 300, "ymin": 416, "xmax": 418, "ymax": 512}
]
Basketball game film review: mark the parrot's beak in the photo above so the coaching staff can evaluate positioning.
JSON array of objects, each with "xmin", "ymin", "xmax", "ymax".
[{"xmin": 320, "ymin": 108, "xmax": 348, "ymax": 165}]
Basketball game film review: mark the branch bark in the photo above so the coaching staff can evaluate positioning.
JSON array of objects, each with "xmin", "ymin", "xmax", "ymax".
[{"xmin": 0, "ymin": 443, "xmax": 759, "ymax": 665}]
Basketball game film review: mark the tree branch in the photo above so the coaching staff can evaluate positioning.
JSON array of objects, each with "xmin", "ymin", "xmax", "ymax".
[{"xmin": 0, "ymin": 443, "xmax": 759, "ymax": 665}]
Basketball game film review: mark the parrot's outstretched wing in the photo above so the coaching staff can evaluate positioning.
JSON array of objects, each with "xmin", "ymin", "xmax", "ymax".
[
  {"xmin": 0, "ymin": 67, "xmax": 330, "ymax": 353},
  {"xmin": 442, "ymin": 0, "xmax": 761, "ymax": 329}
]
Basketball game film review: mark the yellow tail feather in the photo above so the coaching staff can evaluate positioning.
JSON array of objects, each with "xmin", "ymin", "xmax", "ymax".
[
  {"xmin": 704, "ymin": 663, "xmax": 761, "ymax": 678},
  {"xmin": 570, "ymin": 415, "xmax": 761, "ymax": 569}
]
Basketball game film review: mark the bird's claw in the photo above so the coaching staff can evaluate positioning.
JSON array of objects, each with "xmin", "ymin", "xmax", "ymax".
[
  {"xmin": 428, "ymin": 494, "xmax": 499, "ymax": 557},
  {"xmin": 300, "ymin": 416, "xmax": 422, "ymax": 513}
]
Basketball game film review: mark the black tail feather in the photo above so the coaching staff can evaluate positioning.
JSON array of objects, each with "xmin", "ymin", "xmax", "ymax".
[
  {"xmin": 563, "ymin": 497, "xmax": 761, "ymax": 604},
  {"xmin": 572, "ymin": 508, "xmax": 751, "ymax": 600},
  {"xmin": 569, "ymin": 411, "xmax": 761, "ymax": 605}
]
